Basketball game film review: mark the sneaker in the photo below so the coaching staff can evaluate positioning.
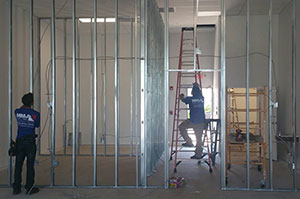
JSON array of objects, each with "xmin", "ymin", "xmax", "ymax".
[
  {"xmin": 190, "ymin": 154, "xmax": 204, "ymax": 159},
  {"xmin": 26, "ymin": 187, "xmax": 39, "ymax": 195},
  {"xmin": 13, "ymin": 188, "xmax": 21, "ymax": 195},
  {"xmin": 182, "ymin": 142, "xmax": 194, "ymax": 147}
]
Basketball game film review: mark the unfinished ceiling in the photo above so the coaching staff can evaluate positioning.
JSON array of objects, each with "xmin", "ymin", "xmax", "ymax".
[{"xmin": 12, "ymin": 0, "xmax": 292, "ymax": 32}]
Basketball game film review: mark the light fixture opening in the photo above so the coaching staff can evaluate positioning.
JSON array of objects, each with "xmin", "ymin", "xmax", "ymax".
[
  {"xmin": 79, "ymin": 18, "xmax": 115, "ymax": 23},
  {"xmin": 198, "ymin": 11, "xmax": 221, "ymax": 17}
]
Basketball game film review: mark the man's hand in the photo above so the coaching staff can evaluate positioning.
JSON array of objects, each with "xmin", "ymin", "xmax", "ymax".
[{"xmin": 179, "ymin": 93, "xmax": 185, "ymax": 101}]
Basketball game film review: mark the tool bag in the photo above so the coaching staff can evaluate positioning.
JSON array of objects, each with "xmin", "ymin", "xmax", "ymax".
[{"xmin": 8, "ymin": 139, "xmax": 17, "ymax": 156}]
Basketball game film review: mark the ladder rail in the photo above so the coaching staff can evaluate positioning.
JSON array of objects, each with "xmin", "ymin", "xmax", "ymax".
[
  {"xmin": 171, "ymin": 27, "xmax": 208, "ymax": 173},
  {"xmin": 170, "ymin": 30, "xmax": 184, "ymax": 159}
]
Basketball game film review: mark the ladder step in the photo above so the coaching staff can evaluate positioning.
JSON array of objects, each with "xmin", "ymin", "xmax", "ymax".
[
  {"xmin": 179, "ymin": 108, "xmax": 189, "ymax": 110},
  {"xmin": 172, "ymin": 140, "xmax": 185, "ymax": 143},
  {"xmin": 181, "ymin": 65, "xmax": 194, "ymax": 67},
  {"xmin": 181, "ymin": 75, "xmax": 196, "ymax": 78},
  {"xmin": 181, "ymin": 72, "xmax": 197, "ymax": 74},
  {"xmin": 182, "ymin": 42, "xmax": 193, "ymax": 45},
  {"xmin": 182, "ymin": 59, "xmax": 194, "ymax": 61},
  {"xmin": 174, "ymin": 119, "xmax": 186, "ymax": 121},
  {"xmin": 180, "ymin": 84, "xmax": 193, "ymax": 88},
  {"xmin": 183, "ymin": 38, "xmax": 193, "ymax": 41}
]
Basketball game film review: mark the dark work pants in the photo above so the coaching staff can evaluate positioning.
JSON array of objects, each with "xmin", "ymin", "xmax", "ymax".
[{"xmin": 13, "ymin": 138, "xmax": 36, "ymax": 190}]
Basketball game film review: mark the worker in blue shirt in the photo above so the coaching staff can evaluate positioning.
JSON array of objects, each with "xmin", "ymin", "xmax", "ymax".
[
  {"xmin": 13, "ymin": 93, "xmax": 40, "ymax": 195},
  {"xmin": 179, "ymin": 82, "xmax": 206, "ymax": 159}
]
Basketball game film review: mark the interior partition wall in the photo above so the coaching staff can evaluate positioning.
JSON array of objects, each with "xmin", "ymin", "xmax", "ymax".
[
  {"xmin": 3, "ymin": 0, "xmax": 299, "ymax": 192},
  {"xmin": 4, "ymin": 0, "xmax": 168, "ymax": 188},
  {"xmin": 222, "ymin": 0, "xmax": 299, "ymax": 191}
]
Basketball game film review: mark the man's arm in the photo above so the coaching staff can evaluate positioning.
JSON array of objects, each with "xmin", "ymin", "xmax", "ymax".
[
  {"xmin": 35, "ymin": 112, "xmax": 40, "ymax": 128},
  {"xmin": 180, "ymin": 94, "xmax": 191, "ymax": 104}
]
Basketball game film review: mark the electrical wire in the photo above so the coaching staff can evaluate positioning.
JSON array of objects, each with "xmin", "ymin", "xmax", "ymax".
[
  {"xmin": 39, "ymin": 0, "xmax": 70, "ymax": 44},
  {"xmin": 33, "ymin": 0, "xmax": 70, "ymax": 85}
]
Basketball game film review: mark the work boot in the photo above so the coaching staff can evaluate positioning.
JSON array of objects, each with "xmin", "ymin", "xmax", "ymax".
[
  {"xmin": 26, "ymin": 187, "xmax": 39, "ymax": 195},
  {"xmin": 13, "ymin": 188, "xmax": 21, "ymax": 195},
  {"xmin": 182, "ymin": 142, "xmax": 194, "ymax": 147}
]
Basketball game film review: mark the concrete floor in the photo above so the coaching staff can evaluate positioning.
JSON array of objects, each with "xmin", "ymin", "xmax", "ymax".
[{"xmin": 0, "ymin": 146, "xmax": 299, "ymax": 198}]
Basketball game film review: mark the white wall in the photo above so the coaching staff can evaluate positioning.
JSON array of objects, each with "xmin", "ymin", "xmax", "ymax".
[
  {"xmin": 39, "ymin": 20, "xmax": 137, "ymax": 153},
  {"xmin": 1, "ymin": 0, "xmax": 299, "ymax": 170},
  {"xmin": 0, "ymin": 0, "xmax": 9, "ymax": 172},
  {"xmin": 276, "ymin": 2, "xmax": 300, "ymax": 136},
  {"xmin": 226, "ymin": 15, "xmax": 279, "ymax": 88},
  {"xmin": 0, "ymin": 0, "xmax": 32, "ymax": 172},
  {"xmin": 225, "ymin": 14, "xmax": 280, "ymax": 160}
]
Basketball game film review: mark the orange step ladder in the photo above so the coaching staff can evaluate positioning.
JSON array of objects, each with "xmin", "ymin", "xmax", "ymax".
[{"xmin": 170, "ymin": 26, "xmax": 212, "ymax": 173}]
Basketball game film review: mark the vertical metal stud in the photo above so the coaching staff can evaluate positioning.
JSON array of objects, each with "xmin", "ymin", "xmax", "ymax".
[
  {"xmin": 193, "ymin": 0, "xmax": 198, "ymax": 71},
  {"xmin": 114, "ymin": 0, "xmax": 119, "ymax": 187},
  {"xmin": 90, "ymin": 21, "xmax": 94, "ymax": 155},
  {"xmin": 140, "ymin": 0, "xmax": 147, "ymax": 187},
  {"xmin": 103, "ymin": 19, "xmax": 107, "ymax": 156},
  {"xmin": 245, "ymin": 0, "xmax": 250, "ymax": 189},
  {"xmin": 268, "ymin": 0, "xmax": 273, "ymax": 190},
  {"xmin": 77, "ymin": 19, "xmax": 81, "ymax": 155},
  {"xmin": 50, "ymin": 0, "xmax": 56, "ymax": 187},
  {"xmin": 292, "ymin": 0, "xmax": 297, "ymax": 191},
  {"xmin": 144, "ymin": 0, "xmax": 148, "ymax": 188},
  {"xmin": 93, "ymin": 0, "xmax": 98, "ymax": 187},
  {"xmin": 63, "ymin": 18, "xmax": 67, "ymax": 155},
  {"xmin": 134, "ymin": 0, "xmax": 139, "ymax": 187},
  {"xmin": 72, "ymin": 0, "xmax": 77, "ymax": 187},
  {"xmin": 164, "ymin": 0, "xmax": 169, "ymax": 189},
  {"xmin": 37, "ymin": 18, "xmax": 41, "ymax": 155},
  {"xmin": 30, "ymin": 0, "xmax": 34, "ymax": 92},
  {"xmin": 220, "ymin": 0, "xmax": 226, "ymax": 189},
  {"xmin": 130, "ymin": 19, "xmax": 134, "ymax": 156},
  {"xmin": 8, "ymin": 0, "xmax": 13, "ymax": 187}
]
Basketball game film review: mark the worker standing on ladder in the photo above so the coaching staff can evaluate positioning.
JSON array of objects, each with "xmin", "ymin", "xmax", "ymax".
[{"xmin": 179, "ymin": 82, "xmax": 206, "ymax": 159}]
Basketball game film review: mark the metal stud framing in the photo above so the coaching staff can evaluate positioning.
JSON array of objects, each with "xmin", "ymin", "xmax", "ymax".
[
  {"xmin": 291, "ymin": 0, "xmax": 297, "ymax": 191},
  {"xmin": 245, "ymin": 0, "xmax": 250, "ymax": 189},
  {"xmin": 193, "ymin": 0, "xmax": 198, "ymax": 71},
  {"xmin": 114, "ymin": 0, "xmax": 120, "ymax": 187},
  {"xmin": 103, "ymin": 18, "xmax": 107, "ymax": 156},
  {"xmin": 93, "ymin": 0, "xmax": 98, "ymax": 187},
  {"xmin": 72, "ymin": 0, "xmax": 77, "ymax": 187},
  {"xmin": 8, "ymin": 0, "xmax": 13, "ymax": 187},
  {"xmin": 140, "ymin": 0, "xmax": 147, "ymax": 187},
  {"xmin": 4, "ymin": 0, "xmax": 299, "ymax": 192},
  {"xmin": 130, "ymin": 19, "xmax": 134, "ymax": 157},
  {"xmin": 220, "ymin": 0, "xmax": 226, "ymax": 189},
  {"xmin": 134, "ymin": 0, "xmax": 139, "ymax": 187},
  {"xmin": 164, "ymin": 0, "xmax": 169, "ymax": 189},
  {"xmin": 222, "ymin": 0, "xmax": 298, "ymax": 192},
  {"xmin": 30, "ymin": 0, "xmax": 34, "ymax": 92},
  {"xmin": 50, "ymin": 0, "xmax": 56, "ymax": 187},
  {"xmin": 64, "ymin": 19, "xmax": 67, "ymax": 155},
  {"xmin": 268, "ymin": 0, "xmax": 273, "ymax": 190}
]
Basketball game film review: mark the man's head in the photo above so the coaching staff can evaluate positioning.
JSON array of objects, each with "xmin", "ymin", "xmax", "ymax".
[
  {"xmin": 22, "ymin": 93, "xmax": 34, "ymax": 107},
  {"xmin": 191, "ymin": 82, "xmax": 202, "ymax": 97}
]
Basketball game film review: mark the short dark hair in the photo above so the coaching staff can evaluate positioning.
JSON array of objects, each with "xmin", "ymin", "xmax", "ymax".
[
  {"xmin": 22, "ymin": 93, "xmax": 34, "ymax": 106},
  {"xmin": 192, "ymin": 82, "xmax": 201, "ymax": 97}
]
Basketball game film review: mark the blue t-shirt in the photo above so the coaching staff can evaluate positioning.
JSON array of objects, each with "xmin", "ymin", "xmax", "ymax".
[
  {"xmin": 15, "ymin": 107, "xmax": 40, "ymax": 139},
  {"xmin": 183, "ymin": 95, "xmax": 205, "ymax": 124}
]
